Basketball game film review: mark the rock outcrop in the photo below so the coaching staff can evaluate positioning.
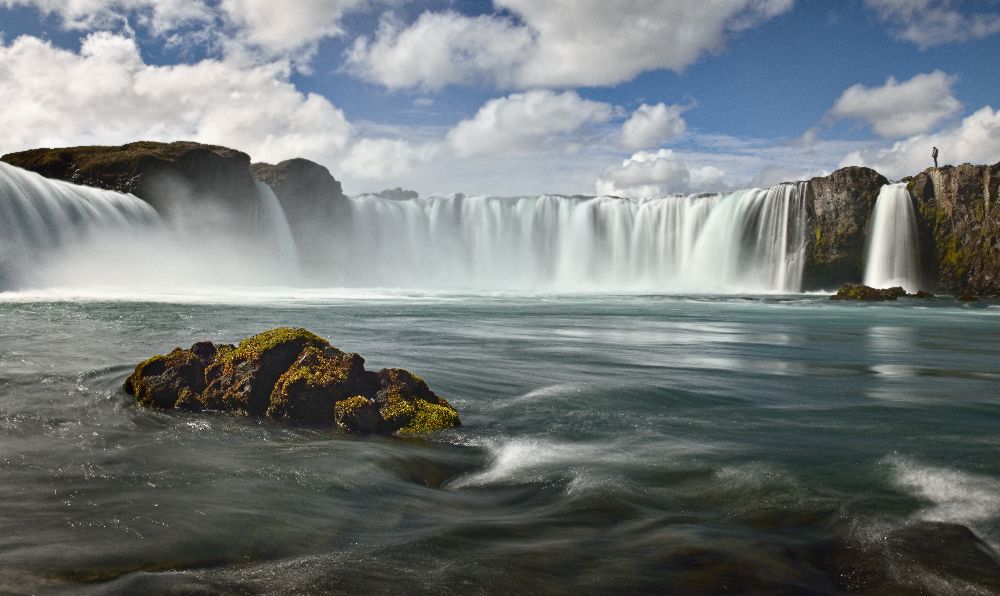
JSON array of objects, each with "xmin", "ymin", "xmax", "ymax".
[
  {"xmin": 1, "ymin": 141, "xmax": 259, "ymax": 220},
  {"xmin": 250, "ymin": 158, "xmax": 347, "ymax": 232},
  {"xmin": 803, "ymin": 167, "xmax": 888, "ymax": 290},
  {"xmin": 124, "ymin": 327, "xmax": 460, "ymax": 435},
  {"xmin": 374, "ymin": 187, "xmax": 419, "ymax": 201},
  {"xmin": 830, "ymin": 283, "xmax": 905, "ymax": 301},
  {"xmin": 829, "ymin": 283, "xmax": 933, "ymax": 301},
  {"xmin": 906, "ymin": 162, "xmax": 1000, "ymax": 294}
]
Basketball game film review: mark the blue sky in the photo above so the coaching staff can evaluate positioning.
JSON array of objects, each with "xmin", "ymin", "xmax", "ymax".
[{"xmin": 1, "ymin": 0, "xmax": 999, "ymax": 196}]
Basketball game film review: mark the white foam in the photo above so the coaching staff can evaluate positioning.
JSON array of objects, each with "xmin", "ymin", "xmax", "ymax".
[{"xmin": 889, "ymin": 455, "xmax": 1000, "ymax": 525}]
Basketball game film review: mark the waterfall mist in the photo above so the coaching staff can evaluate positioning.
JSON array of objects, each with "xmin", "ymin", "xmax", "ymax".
[
  {"xmin": 864, "ymin": 183, "xmax": 921, "ymax": 292},
  {"xmin": 1, "ymin": 162, "xmax": 812, "ymax": 295},
  {"xmin": 0, "ymin": 163, "xmax": 301, "ymax": 291}
]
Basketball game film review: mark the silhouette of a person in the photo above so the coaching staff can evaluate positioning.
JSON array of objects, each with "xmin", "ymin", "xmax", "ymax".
[{"xmin": 932, "ymin": 146, "xmax": 938, "ymax": 168}]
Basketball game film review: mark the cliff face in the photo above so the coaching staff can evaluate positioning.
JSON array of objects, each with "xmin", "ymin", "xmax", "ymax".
[
  {"xmin": 1, "ymin": 142, "xmax": 259, "ymax": 221},
  {"xmin": 907, "ymin": 163, "xmax": 1000, "ymax": 294},
  {"xmin": 250, "ymin": 158, "xmax": 347, "ymax": 234},
  {"xmin": 802, "ymin": 166, "xmax": 888, "ymax": 290}
]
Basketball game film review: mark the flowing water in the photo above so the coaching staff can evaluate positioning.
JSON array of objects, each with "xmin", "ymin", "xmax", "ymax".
[
  {"xmin": 1, "ymin": 291, "xmax": 999, "ymax": 594},
  {"xmin": 864, "ymin": 183, "xmax": 922, "ymax": 293},
  {"xmin": 3, "ymin": 166, "xmax": 999, "ymax": 593},
  {"xmin": 340, "ymin": 184, "xmax": 807, "ymax": 293}
]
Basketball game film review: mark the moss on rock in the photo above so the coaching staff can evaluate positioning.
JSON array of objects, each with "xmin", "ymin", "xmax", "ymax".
[
  {"xmin": 203, "ymin": 327, "xmax": 330, "ymax": 415},
  {"xmin": 267, "ymin": 345, "xmax": 376, "ymax": 424},
  {"xmin": 334, "ymin": 395, "xmax": 381, "ymax": 433},
  {"xmin": 830, "ymin": 283, "xmax": 907, "ymax": 301},
  {"xmin": 123, "ymin": 328, "xmax": 460, "ymax": 435}
]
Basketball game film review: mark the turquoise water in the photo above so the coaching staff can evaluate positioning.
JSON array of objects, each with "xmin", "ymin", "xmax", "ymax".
[{"xmin": 1, "ymin": 292, "xmax": 999, "ymax": 593}]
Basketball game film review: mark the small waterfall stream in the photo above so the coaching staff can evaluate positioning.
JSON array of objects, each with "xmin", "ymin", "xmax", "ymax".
[
  {"xmin": 253, "ymin": 180, "xmax": 300, "ymax": 274},
  {"xmin": 864, "ymin": 183, "xmax": 921, "ymax": 292}
]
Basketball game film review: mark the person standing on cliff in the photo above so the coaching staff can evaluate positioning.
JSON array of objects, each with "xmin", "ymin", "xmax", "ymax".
[{"xmin": 932, "ymin": 146, "xmax": 938, "ymax": 168}]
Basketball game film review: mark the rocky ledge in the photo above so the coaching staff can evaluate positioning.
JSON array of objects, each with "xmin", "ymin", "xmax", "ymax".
[
  {"xmin": 123, "ymin": 327, "xmax": 460, "ymax": 435},
  {"xmin": 830, "ymin": 283, "xmax": 933, "ymax": 301}
]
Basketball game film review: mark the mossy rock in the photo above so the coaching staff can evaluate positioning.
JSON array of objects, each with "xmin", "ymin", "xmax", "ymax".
[
  {"xmin": 124, "ymin": 343, "xmax": 217, "ymax": 409},
  {"xmin": 334, "ymin": 395, "xmax": 381, "ymax": 433},
  {"xmin": 267, "ymin": 346, "xmax": 377, "ymax": 424},
  {"xmin": 203, "ymin": 327, "xmax": 331, "ymax": 415},
  {"xmin": 122, "ymin": 328, "xmax": 461, "ymax": 435},
  {"xmin": 830, "ymin": 283, "xmax": 906, "ymax": 301},
  {"xmin": 376, "ymin": 368, "xmax": 461, "ymax": 434}
]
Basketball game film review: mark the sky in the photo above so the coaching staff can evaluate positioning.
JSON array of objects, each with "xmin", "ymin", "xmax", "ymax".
[{"xmin": 1, "ymin": 0, "xmax": 999, "ymax": 197}]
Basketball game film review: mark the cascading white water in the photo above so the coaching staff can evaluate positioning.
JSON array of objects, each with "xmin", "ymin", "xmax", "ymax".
[
  {"xmin": 1, "ymin": 160, "xmax": 810, "ymax": 294},
  {"xmin": 0, "ymin": 161, "xmax": 160, "ymax": 286},
  {"xmin": 864, "ymin": 183, "xmax": 921, "ymax": 292},
  {"xmin": 333, "ymin": 183, "xmax": 808, "ymax": 293},
  {"xmin": 253, "ymin": 180, "xmax": 300, "ymax": 273}
]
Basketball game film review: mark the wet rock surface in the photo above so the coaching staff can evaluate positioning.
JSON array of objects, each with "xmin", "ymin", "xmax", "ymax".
[
  {"xmin": 803, "ymin": 166, "xmax": 888, "ymax": 290},
  {"xmin": 907, "ymin": 162, "xmax": 1000, "ymax": 295},
  {"xmin": 1, "ymin": 141, "xmax": 259, "ymax": 219},
  {"xmin": 124, "ymin": 327, "xmax": 460, "ymax": 435}
]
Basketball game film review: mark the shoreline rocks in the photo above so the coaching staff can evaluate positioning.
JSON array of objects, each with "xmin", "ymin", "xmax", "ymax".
[{"xmin": 124, "ymin": 328, "xmax": 460, "ymax": 435}]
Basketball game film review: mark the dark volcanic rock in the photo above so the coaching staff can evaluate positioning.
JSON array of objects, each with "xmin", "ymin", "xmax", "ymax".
[
  {"xmin": 830, "ymin": 283, "xmax": 907, "ymax": 301},
  {"xmin": 123, "ymin": 327, "xmax": 460, "ymax": 435},
  {"xmin": 1, "ymin": 141, "xmax": 260, "ymax": 221},
  {"xmin": 250, "ymin": 158, "xmax": 347, "ymax": 232},
  {"xmin": 907, "ymin": 162, "xmax": 1000, "ymax": 295},
  {"xmin": 803, "ymin": 166, "xmax": 888, "ymax": 290},
  {"xmin": 374, "ymin": 187, "xmax": 419, "ymax": 201}
]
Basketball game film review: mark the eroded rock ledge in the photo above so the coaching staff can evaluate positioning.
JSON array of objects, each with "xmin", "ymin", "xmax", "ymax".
[{"xmin": 123, "ymin": 327, "xmax": 460, "ymax": 435}]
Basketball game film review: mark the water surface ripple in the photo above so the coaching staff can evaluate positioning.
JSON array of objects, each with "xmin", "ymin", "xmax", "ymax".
[{"xmin": 1, "ymin": 293, "xmax": 999, "ymax": 594}]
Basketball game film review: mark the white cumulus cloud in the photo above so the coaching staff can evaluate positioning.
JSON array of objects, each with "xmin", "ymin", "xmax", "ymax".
[
  {"xmin": 447, "ymin": 90, "xmax": 614, "ymax": 157},
  {"xmin": 839, "ymin": 105, "xmax": 1000, "ymax": 178},
  {"xmin": 219, "ymin": 0, "xmax": 362, "ymax": 61},
  {"xmin": 339, "ymin": 138, "xmax": 438, "ymax": 180},
  {"xmin": 830, "ymin": 71, "xmax": 961, "ymax": 138},
  {"xmin": 0, "ymin": 32, "xmax": 351, "ymax": 164},
  {"xmin": 0, "ymin": 0, "xmax": 212, "ymax": 33},
  {"xmin": 595, "ymin": 149, "xmax": 728, "ymax": 198},
  {"xmin": 0, "ymin": 0, "xmax": 364, "ymax": 62},
  {"xmin": 344, "ymin": 11, "xmax": 532, "ymax": 91},
  {"xmin": 346, "ymin": 0, "xmax": 794, "ymax": 90},
  {"xmin": 865, "ymin": 0, "xmax": 1000, "ymax": 47},
  {"xmin": 621, "ymin": 103, "xmax": 688, "ymax": 150}
]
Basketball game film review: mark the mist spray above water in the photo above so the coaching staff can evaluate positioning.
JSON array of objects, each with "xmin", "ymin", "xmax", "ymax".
[
  {"xmin": 864, "ymin": 183, "xmax": 921, "ymax": 292},
  {"xmin": 0, "ymin": 162, "xmax": 303, "ymax": 290}
]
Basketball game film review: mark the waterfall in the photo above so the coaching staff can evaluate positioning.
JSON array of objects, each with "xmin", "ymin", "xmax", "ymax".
[
  {"xmin": 864, "ymin": 183, "xmax": 921, "ymax": 292},
  {"xmin": 0, "ymin": 161, "xmax": 160, "ymax": 287},
  {"xmin": 1, "ymin": 161, "xmax": 811, "ymax": 293},
  {"xmin": 333, "ymin": 183, "xmax": 808, "ymax": 293},
  {"xmin": 253, "ymin": 180, "xmax": 300, "ymax": 274}
]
